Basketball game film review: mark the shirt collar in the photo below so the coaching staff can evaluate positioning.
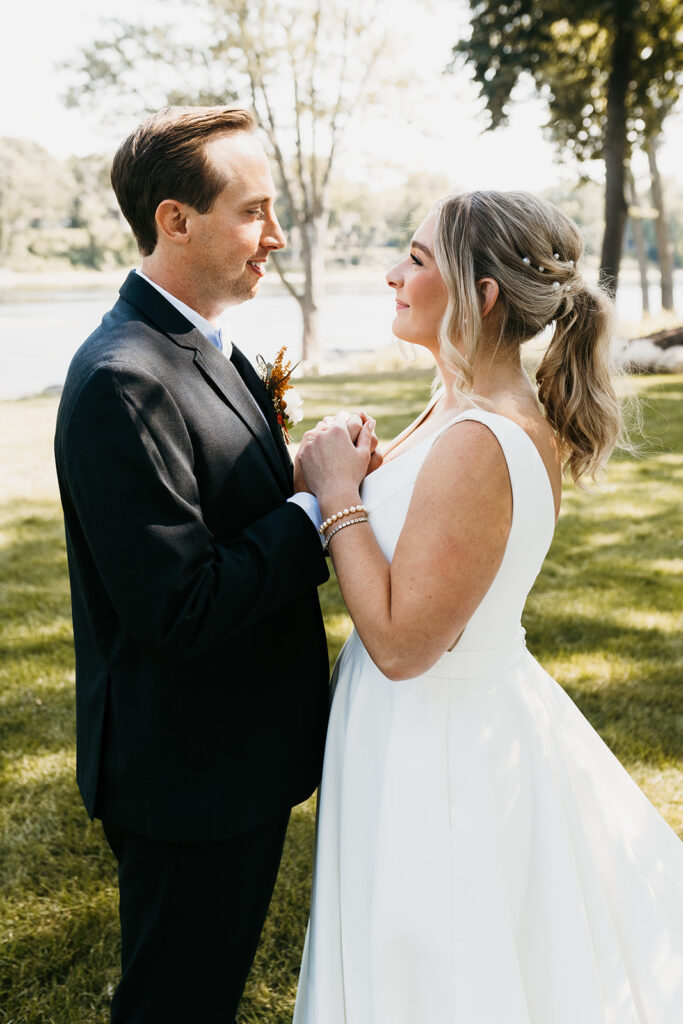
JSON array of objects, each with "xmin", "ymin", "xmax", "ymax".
[{"xmin": 135, "ymin": 268, "xmax": 232, "ymax": 357}]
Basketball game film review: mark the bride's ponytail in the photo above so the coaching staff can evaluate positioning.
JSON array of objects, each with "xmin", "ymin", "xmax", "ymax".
[
  {"xmin": 535, "ymin": 280, "xmax": 621, "ymax": 483},
  {"xmin": 434, "ymin": 191, "xmax": 625, "ymax": 483}
]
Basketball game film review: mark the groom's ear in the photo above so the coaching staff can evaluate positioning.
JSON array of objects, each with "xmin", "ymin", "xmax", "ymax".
[{"xmin": 155, "ymin": 200, "xmax": 191, "ymax": 246}]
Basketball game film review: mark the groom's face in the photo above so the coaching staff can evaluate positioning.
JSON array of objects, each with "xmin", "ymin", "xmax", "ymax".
[{"xmin": 186, "ymin": 132, "xmax": 285, "ymax": 307}]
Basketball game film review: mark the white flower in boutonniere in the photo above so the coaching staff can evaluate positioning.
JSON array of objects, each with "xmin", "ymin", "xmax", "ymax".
[
  {"xmin": 255, "ymin": 345, "xmax": 302, "ymax": 444},
  {"xmin": 282, "ymin": 387, "xmax": 304, "ymax": 426}
]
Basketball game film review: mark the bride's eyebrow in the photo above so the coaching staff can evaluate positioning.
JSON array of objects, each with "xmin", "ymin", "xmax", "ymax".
[{"xmin": 411, "ymin": 240, "xmax": 432, "ymax": 257}]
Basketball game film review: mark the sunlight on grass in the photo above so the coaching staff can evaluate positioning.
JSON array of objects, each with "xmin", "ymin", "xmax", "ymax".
[
  {"xmin": 4, "ymin": 750, "xmax": 75, "ymax": 786},
  {"xmin": 1, "ymin": 374, "xmax": 681, "ymax": 1022}
]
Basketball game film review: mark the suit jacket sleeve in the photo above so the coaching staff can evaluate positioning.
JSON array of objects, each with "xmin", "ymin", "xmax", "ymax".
[{"xmin": 60, "ymin": 361, "xmax": 328, "ymax": 662}]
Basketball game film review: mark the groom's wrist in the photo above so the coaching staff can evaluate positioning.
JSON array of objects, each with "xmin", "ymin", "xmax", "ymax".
[{"xmin": 287, "ymin": 492, "xmax": 323, "ymax": 540}]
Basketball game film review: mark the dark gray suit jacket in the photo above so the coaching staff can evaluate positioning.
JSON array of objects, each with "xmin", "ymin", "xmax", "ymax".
[{"xmin": 54, "ymin": 271, "xmax": 330, "ymax": 842}]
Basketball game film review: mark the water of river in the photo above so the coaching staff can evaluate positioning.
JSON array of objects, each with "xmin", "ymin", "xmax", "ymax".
[{"xmin": 1, "ymin": 270, "xmax": 680, "ymax": 400}]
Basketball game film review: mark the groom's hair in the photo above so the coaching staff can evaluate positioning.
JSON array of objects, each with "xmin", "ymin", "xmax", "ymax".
[{"xmin": 111, "ymin": 106, "xmax": 257, "ymax": 256}]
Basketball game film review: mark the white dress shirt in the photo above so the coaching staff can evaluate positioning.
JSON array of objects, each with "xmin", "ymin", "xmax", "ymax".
[{"xmin": 135, "ymin": 268, "xmax": 231, "ymax": 356}]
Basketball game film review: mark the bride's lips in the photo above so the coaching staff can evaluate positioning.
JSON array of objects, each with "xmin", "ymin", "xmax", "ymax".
[
  {"xmin": 247, "ymin": 260, "xmax": 266, "ymax": 278},
  {"xmin": 395, "ymin": 300, "xmax": 409, "ymax": 311}
]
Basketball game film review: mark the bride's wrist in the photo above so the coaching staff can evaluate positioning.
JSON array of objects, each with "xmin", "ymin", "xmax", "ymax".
[{"xmin": 318, "ymin": 489, "xmax": 363, "ymax": 520}]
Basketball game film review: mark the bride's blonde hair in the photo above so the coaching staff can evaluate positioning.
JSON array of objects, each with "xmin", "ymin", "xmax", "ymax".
[{"xmin": 433, "ymin": 190, "xmax": 623, "ymax": 483}]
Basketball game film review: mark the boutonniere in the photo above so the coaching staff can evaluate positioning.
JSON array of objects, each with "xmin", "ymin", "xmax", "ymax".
[{"xmin": 256, "ymin": 345, "xmax": 304, "ymax": 444}]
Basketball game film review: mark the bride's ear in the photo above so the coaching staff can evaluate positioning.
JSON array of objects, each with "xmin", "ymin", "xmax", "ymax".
[{"xmin": 478, "ymin": 278, "xmax": 499, "ymax": 319}]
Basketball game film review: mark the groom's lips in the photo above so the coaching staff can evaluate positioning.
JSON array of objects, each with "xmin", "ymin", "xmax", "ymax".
[{"xmin": 247, "ymin": 260, "xmax": 266, "ymax": 278}]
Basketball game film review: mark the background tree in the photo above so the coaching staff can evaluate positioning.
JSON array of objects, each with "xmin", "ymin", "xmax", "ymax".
[
  {"xmin": 646, "ymin": 136, "xmax": 675, "ymax": 311},
  {"xmin": 64, "ymin": 0, "xmax": 395, "ymax": 364},
  {"xmin": 0, "ymin": 141, "xmax": 138, "ymax": 271},
  {"xmin": 452, "ymin": 0, "xmax": 683, "ymax": 296},
  {"xmin": 627, "ymin": 165, "xmax": 651, "ymax": 317},
  {"xmin": 0, "ymin": 139, "xmax": 72, "ymax": 265}
]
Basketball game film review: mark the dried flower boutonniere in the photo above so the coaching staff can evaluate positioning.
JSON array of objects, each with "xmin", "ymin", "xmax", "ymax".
[{"xmin": 256, "ymin": 345, "xmax": 304, "ymax": 444}]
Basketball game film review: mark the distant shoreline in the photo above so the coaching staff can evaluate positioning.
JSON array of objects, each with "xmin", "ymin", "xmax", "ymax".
[{"xmin": 0, "ymin": 263, "xmax": 394, "ymax": 296}]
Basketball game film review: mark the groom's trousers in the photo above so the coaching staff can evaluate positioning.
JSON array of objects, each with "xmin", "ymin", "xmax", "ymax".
[{"xmin": 103, "ymin": 809, "xmax": 290, "ymax": 1024}]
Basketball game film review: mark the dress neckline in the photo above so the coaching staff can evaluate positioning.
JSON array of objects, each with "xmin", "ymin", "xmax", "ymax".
[
  {"xmin": 379, "ymin": 390, "xmax": 442, "ymax": 465},
  {"xmin": 371, "ymin": 406, "xmax": 559, "ymax": 526}
]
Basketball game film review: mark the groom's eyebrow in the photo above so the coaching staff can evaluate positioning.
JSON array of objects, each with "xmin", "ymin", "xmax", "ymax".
[
  {"xmin": 411, "ymin": 241, "xmax": 432, "ymax": 257},
  {"xmin": 242, "ymin": 193, "xmax": 277, "ymax": 205}
]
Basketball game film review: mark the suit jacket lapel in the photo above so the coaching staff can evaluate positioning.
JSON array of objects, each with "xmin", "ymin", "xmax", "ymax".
[
  {"xmin": 118, "ymin": 271, "xmax": 292, "ymax": 496},
  {"xmin": 193, "ymin": 344, "xmax": 292, "ymax": 495},
  {"xmin": 229, "ymin": 344, "xmax": 294, "ymax": 482}
]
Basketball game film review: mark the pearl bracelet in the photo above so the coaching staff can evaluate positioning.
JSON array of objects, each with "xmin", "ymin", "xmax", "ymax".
[
  {"xmin": 322, "ymin": 515, "xmax": 369, "ymax": 552},
  {"xmin": 319, "ymin": 504, "xmax": 367, "ymax": 536}
]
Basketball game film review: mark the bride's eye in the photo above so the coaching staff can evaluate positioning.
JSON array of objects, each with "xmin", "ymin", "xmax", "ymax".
[{"xmin": 410, "ymin": 252, "xmax": 423, "ymax": 266}]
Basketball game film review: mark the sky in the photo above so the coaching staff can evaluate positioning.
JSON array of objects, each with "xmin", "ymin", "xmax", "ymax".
[{"xmin": 4, "ymin": 0, "xmax": 682, "ymax": 194}]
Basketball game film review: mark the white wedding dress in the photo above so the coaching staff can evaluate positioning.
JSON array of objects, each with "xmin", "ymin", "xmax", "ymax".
[{"xmin": 293, "ymin": 408, "xmax": 683, "ymax": 1024}]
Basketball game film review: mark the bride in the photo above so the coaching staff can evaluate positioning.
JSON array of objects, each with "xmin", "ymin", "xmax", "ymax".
[{"xmin": 292, "ymin": 190, "xmax": 683, "ymax": 1023}]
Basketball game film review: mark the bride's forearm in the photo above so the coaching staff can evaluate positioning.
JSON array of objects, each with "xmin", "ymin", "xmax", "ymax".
[{"xmin": 320, "ymin": 491, "xmax": 400, "ymax": 678}]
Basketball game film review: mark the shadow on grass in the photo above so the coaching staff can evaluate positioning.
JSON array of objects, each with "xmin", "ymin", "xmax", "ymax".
[
  {"xmin": 239, "ymin": 801, "xmax": 316, "ymax": 1024},
  {"xmin": 0, "ymin": 888, "xmax": 119, "ymax": 1024},
  {"xmin": 612, "ymin": 382, "xmax": 683, "ymax": 462}
]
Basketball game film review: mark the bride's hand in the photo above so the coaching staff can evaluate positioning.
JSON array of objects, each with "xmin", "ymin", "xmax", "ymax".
[
  {"xmin": 298, "ymin": 413, "xmax": 375, "ymax": 502},
  {"xmin": 318, "ymin": 411, "xmax": 383, "ymax": 474}
]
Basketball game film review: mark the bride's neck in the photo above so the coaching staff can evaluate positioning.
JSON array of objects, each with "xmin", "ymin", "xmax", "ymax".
[{"xmin": 434, "ymin": 342, "xmax": 530, "ymax": 409}]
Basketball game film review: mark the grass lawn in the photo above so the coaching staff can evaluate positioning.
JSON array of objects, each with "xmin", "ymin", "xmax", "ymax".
[{"xmin": 1, "ymin": 371, "xmax": 681, "ymax": 1023}]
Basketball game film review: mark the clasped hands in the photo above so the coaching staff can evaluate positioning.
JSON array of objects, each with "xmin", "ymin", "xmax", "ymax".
[{"xmin": 294, "ymin": 411, "xmax": 382, "ymax": 502}]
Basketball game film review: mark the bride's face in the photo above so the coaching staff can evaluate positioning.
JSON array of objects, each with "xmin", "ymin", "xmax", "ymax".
[{"xmin": 386, "ymin": 212, "xmax": 448, "ymax": 352}]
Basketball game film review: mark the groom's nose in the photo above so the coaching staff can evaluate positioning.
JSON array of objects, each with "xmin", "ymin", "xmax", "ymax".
[{"xmin": 262, "ymin": 212, "xmax": 286, "ymax": 252}]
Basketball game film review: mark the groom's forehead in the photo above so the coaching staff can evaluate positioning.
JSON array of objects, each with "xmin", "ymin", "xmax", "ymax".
[
  {"xmin": 204, "ymin": 134, "xmax": 275, "ymax": 190},
  {"xmin": 204, "ymin": 131, "xmax": 268, "ymax": 168}
]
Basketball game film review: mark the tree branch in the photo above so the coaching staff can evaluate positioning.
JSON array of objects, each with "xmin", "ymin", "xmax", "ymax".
[
  {"xmin": 243, "ymin": 44, "xmax": 302, "ymax": 232},
  {"xmin": 270, "ymin": 252, "xmax": 304, "ymax": 303},
  {"xmin": 287, "ymin": 17, "xmax": 311, "ymax": 218}
]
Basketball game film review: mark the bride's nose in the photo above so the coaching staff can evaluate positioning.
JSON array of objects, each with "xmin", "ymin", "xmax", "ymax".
[{"xmin": 386, "ymin": 264, "xmax": 402, "ymax": 289}]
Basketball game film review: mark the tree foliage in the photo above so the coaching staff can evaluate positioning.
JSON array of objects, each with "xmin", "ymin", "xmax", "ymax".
[
  {"xmin": 452, "ymin": 0, "xmax": 683, "ymax": 292},
  {"xmin": 64, "ymin": 0, "xmax": 393, "ymax": 363},
  {"xmin": 0, "ymin": 140, "xmax": 136, "ymax": 271}
]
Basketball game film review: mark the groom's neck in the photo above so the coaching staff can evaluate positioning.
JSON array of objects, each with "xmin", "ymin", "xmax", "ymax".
[{"xmin": 140, "ymin": 257, "xmax": 225, "ymax": 325}]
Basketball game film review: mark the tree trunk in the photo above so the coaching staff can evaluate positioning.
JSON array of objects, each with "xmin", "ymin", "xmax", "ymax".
[
  {"xmin": 647, "ymin": 136, "xmax": 675, "ymax": 313},
  {"xmin": 599, "ymin": 15, "xmax": 635, "ymax": 296},
  {"xmin": 627, "ymin": 167, "xmax": 650, "ymax": 317},
  {"xmin": 298, "ymin": 211, "xmax": 328, "ymax": 368}
]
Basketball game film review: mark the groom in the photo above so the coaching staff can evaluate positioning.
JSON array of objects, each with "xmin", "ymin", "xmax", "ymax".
[{"xmin": 54, "ymin": 107, "xmax": 331, "ymax": 1023}]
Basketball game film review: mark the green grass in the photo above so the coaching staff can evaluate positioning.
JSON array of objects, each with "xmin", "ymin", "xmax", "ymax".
[{"xmin": 1, "ymin": 372, "xmax": 681, "ymax": 1022}]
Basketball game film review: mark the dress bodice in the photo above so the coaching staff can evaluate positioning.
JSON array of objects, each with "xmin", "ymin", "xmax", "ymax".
[{"xmin": 360, "ymin": 409, "xmax": 557, "ymax": 652}]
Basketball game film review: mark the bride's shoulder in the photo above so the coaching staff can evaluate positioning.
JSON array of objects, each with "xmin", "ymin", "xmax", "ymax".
[
  {"xmin": 421, "ymin": 414, "xmax": 512, "ymax": 495},
  {"xmin": 433, "ymin": 400, "xmax": 562, "ymax": 514}
]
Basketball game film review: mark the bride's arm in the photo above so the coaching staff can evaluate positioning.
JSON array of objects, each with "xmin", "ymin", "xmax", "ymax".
[{"xmin": 297, "ymin": 418, "xmax": 512, "ymax": 680}]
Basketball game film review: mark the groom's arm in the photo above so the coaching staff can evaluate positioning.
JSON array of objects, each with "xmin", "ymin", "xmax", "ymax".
[{"xmin": 58, "ymin": 362, "xmax": 328, "ymax": 662}]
